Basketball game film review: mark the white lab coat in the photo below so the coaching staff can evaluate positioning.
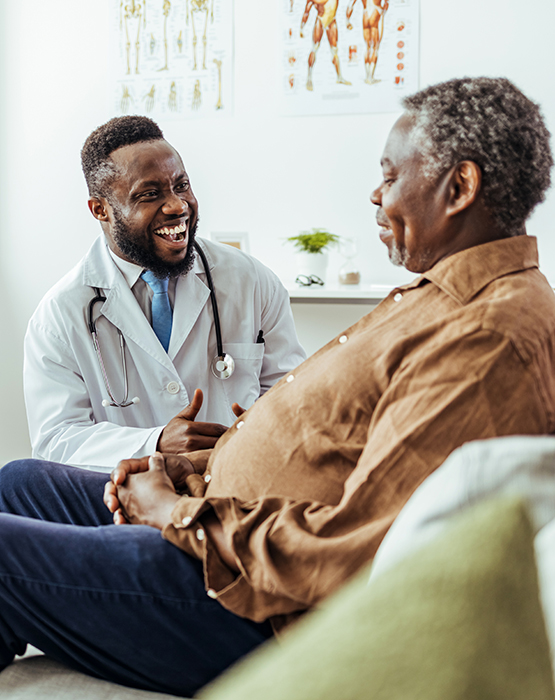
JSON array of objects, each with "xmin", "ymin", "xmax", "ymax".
[{"xmin": 24, "ymin": 236, "xmax": 305, "ymax": 471}]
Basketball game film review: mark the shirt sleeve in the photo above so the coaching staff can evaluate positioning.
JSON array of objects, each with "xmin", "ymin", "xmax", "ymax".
[
  {"xmin": 24, "ymin": 319, "xmax": 163, "ymax": 470},
  {"xmin": 162, "ymin": 328, "xmax": 552, "ymax": 621}
]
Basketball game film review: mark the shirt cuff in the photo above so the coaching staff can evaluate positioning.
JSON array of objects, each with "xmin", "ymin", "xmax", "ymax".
[
  {"xmin": 162, "ymin": 497, "xmax": 244, "ymax": 605},
  {"xmin": 139, "ymin": 426, "xmax": 165, "ymax": 458},
  {"xmin": 181, "ymin": 449, "xmax": 213, "ymax": 474},
  {"xmin": 162, "ymin": 495, "xmax": 307, "ymax": 623}
]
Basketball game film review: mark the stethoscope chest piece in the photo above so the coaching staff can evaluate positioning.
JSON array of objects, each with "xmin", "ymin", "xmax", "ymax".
[{"xmin": 211, "ymin": 353, "xmax": 235, "ymax": 380}]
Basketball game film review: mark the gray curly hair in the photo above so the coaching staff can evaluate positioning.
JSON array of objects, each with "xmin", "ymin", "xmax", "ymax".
[{"xmin": 403, "ymin": 77, "xmax": 553, "ymax": 235}]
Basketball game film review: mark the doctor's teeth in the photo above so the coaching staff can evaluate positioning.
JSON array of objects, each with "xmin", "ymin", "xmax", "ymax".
[{"xmin": 156, "ymin": 223, "xmax": 186, "ymax": 236}]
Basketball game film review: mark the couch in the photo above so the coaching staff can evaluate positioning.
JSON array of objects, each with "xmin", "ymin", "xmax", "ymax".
[{"xmin": 2, "ymin": 435, "xmax": 555, "ymax": 700}]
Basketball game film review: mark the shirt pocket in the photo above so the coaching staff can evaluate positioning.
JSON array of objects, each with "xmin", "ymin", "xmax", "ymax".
[{"xmin": 221, "ymin": 342, "xmax": 266, "ymax": 408}]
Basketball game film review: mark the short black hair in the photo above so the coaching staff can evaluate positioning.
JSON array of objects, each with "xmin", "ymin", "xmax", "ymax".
[
  {"xmin": 403, "ymin": 77, "xmax": 553, "ymax": 235},
  {"xmin": 81, "ymin": 115, "xmax": 164, "ymax": 198}
]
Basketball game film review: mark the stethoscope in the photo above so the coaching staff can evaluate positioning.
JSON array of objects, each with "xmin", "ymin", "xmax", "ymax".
[{"xmin": 88, "ymin": 241, "xmax": 235, "ymax": 409}]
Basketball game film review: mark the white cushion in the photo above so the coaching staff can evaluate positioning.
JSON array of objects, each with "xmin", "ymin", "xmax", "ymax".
[{"xmin": 371, "ymin": 435, "xmax": 555, "ymax": 580}]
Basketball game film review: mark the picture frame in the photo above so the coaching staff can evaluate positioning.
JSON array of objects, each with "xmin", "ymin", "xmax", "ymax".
[{"xmin": 211, "ymin": 232, "xmax": 250, "ymax": 253}]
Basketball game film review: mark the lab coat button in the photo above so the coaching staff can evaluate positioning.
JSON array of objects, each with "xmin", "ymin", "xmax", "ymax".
[
  {"xmin": 286, "ymin": 375, "xmax": 295, "ymax": 383},
  {"xmin": 204, "ymin": 474, "xmax": 212, "ymax": 483},
  {"xmin": 393, "ymin": 293, "xmax": 403, "ymax": 302},
  {"xmin": 181, "ymin": 516, "xmax": 192, "ymax": 526},
  {"xmin": 207, "ymin": 589, "xmax": 217, "ymax": 599},
  {"xmin": 196, "ymin": 528, "xmax": 205, "ymax": 541},
  {"xmin": 339, "ymin": 335, "xmax": 348, "ymax": 344},
  {"xmin": 166, "ymin": 381, "xmax": 180, "ymax": 394}
]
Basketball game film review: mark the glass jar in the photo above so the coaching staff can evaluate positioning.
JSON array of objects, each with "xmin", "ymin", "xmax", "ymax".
[{"xmin": 338, "ymin": 238, "xmax": 360, "ymax": 285}]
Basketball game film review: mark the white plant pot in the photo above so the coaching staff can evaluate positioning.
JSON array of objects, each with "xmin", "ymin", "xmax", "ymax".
[{"xmin": 295, "ymin": 251, "xmax": 329, "ymax": 282}]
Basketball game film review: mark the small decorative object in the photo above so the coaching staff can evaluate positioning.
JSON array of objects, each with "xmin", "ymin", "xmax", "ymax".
[
  {"xmin": 287, "ymin": 228, "xmax": 340, "ymax": 284},
  {"xmin": 211, "ymin": 232, "xmax": 250, "ymax": 253},
  {"xmin": 338, "ymin": 237, "xmax": 361, "ymax": 285}
]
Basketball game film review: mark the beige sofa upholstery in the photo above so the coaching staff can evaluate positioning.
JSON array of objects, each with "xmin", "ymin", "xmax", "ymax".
[{"xmin": 0, "ymin": 655, "xmax": 182, "ymax": 700}]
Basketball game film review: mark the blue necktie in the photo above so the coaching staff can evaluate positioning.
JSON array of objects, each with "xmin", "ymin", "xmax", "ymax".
[{"xmin": 140, "ymin": 271, "xmax": 173, "ymax": 352}]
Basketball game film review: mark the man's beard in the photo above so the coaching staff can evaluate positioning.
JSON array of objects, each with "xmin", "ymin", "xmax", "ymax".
[
  {"xmin": 111, "ymin": 207, "xmax": 198, "ymax": 279},
  {"xmin": 388, "ymin": 240, "xmax": 409, "ymax": 268},
  {"xmin": 388, "ymin": 240, "xmax": 434, "ymax": 273}
]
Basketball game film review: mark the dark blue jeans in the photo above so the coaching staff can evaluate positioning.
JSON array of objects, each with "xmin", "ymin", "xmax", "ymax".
[{"xmin": 0, "ymin": 460, "xmax": 272, "ymax": 697}]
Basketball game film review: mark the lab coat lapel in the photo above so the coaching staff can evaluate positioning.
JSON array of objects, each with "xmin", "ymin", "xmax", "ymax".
[
  {"xmin": 168, "ymin": 250, "xmax": 211, "ymax": 359},
  {"xmin": 100, "ymin": 284, "xmax": 177, "ymax": 372},
  {"xmin": 82, "ymin": 237, "xmax": 176, "ymax": 373}
]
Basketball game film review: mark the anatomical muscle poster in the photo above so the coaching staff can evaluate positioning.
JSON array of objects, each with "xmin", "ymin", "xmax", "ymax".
[{"xmin": 280, "ymin": 0, "xmax": 419, "ymax": 116}]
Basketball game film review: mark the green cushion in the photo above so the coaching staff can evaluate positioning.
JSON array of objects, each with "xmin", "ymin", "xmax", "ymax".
[{"xmin": 199, "ymin": 498, "xmax": 555, "ymax": 700}]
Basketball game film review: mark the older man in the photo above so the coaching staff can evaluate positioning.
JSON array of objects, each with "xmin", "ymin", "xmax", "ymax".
[
  {"xmin": 23, "ymin": 116, "xmax": 305, "ymax": 471},
  {"xmin": 0, "ymin": 77, "xmax": 554, "ymax": 697}
]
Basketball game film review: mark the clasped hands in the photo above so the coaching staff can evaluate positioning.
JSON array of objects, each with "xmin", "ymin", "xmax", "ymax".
[
  {"xmin": 103, "ymin": 452, "xmax": 194, "ymax": 530},
  {"xmin": 103, "ymin": 450, "xmax": 238, "ymax": 572},
  {"xmin": 102, "ymin": 391, "xmax": 243, "ymax": 572}
]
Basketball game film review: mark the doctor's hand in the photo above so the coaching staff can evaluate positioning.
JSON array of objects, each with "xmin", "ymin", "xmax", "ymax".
[
  {"xmin": 231, "ymin": 402, "xmax": 246, "ymax": 418},
  {"xmin": 112, "ymin": 453, "xmax": 181, "ymax": 530},
  {"xmin": 157, "ymin": 389, "xmax": 228, "ymax": 453},
  {"xmin": 104, "ymin": 452, "xmax": 195, "ymax": 522}
]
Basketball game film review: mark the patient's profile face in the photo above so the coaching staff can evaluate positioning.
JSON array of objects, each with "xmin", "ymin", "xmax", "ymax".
[{"xmin": 370, "ymin": 114, "xmax": 452, "ymax": 274}]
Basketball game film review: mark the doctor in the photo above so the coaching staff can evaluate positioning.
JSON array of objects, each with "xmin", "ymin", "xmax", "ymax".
[{"xmin": 24, "ymin": 116, "xmax": 305, "ymax": 471}]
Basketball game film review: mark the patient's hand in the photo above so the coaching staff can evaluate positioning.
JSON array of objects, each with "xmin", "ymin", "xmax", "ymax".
[
  {"xmin": 114, "ymin": 453, "xmax": 181, "ymax": 530},
  {"xmin": 104, "ymin": 453, "xmax": 194, "ymax": 523}
]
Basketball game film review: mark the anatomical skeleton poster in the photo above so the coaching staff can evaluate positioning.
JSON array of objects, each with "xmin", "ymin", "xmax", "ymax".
[
  {"xmin": 111, "ymin": 0, "xmax": 233, "ymax": 120},
  {"xmin": 281, "ymin": 0, "xmax": 419, "ymax": 116}
]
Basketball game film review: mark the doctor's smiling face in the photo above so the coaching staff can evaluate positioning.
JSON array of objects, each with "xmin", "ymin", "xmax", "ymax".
[{"xmin": 90, "ymin": 139, "xmax": 198, "ymax": 279}]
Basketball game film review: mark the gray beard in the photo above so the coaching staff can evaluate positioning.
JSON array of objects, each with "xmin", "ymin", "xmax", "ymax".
[
  {"xmin": 388, "ymin": 241, "xmax": 435, "ymax": 273},
  {"xmin": 388, "ymin": 241, "xmax": 409, "ymax": 268}
]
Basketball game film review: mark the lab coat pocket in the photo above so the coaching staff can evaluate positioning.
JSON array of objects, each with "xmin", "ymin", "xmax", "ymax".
[{"xmin": 222, "ymin": 342, "xmax": 266, "ymax": 408}]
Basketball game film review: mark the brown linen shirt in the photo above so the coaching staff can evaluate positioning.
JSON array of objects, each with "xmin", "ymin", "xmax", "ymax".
[{"xmin": 162, "ymin": 235, "xmax": 555, "ymax": 626}]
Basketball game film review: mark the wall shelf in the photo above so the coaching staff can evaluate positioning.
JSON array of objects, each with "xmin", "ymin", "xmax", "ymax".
[{"xmin": 287, "ymin": 284, "xmax": 393, "ymax": 305}]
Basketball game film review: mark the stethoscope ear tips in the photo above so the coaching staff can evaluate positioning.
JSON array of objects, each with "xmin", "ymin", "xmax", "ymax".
[{"xmin": 102, "ymin": 397, "xmax": 140, "ymax": 407}]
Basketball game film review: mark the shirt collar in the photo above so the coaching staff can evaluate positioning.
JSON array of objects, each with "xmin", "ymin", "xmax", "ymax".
[
  {"xmin": 107, "ymin": 246, "xmax": 145, "ymax": 289},
  {"xmin": 413, "ymin": 235, "xmax": 539, "ymax": 304},
  {"xmin": 107, "ymin": 238, "xmax": 213, "ymax": 284}
]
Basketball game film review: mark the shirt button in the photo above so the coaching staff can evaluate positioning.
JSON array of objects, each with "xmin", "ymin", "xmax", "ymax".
[
  {"xmin": 236, "ymin": 421, "xmax": 245, "ymax": 430},
  {"xmin": 181, "ymin": 516, "xmax": 192, "ymax": 526},
  {"xmin": 393, "ymin": 293, "xmax": 403, "ymax": 303},
  {"xmin": 339, "ymin": 335, "xmax": 348, "ymax": 344},
  {"xmin": 166, "ymin": 381, "xmax": 180, "ymax": 394},
  {"xmin": 286, "ymin": 375, "xmax": 295, "ymax": 383},
  {"xmin": 204, "ymin": 474, "xmax": 212, "ymax": 483},
  {"xmin": 196, "ymin": 528, "xmax": 205, "ymax": 541},
  {"xmin": 207, "ymin": 589, "xmax": 217, "ymax": 599}
]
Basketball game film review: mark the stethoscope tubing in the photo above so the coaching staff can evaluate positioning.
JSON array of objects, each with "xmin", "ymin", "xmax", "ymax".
[
  {"xmin": 88, "ymin": 241, "xmax": 231, "ymax": 408},
  {"xmin": 89, "ymin": 288, "xmax": 135, "ymax": 407},
  {"xmin": 194, "ymin": 242, "xmax": 225, "ymax": 360}
]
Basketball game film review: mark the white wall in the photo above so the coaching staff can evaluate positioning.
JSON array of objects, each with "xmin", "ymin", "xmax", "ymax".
[{"xmin": 2, "ymin": 0, "xmax": 555, "ymax": 461}]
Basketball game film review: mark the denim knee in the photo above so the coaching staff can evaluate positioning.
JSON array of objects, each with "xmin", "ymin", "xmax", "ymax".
[{"xmin": 0, "ymin": 459, "xmax": 44, "ymax": 491}]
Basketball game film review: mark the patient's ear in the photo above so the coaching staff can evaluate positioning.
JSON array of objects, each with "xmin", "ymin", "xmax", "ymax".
[
  {"xmin": 88, "ymin": 198, "xmax": 110, "ymax": 222},
  {"xmin": 446, "ymin": 161, "xmax": 482, "ymax": 217}
]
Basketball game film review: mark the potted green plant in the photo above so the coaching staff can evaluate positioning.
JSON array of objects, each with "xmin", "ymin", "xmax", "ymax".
[{"xmin": 286, "ymin": 228, "xmax": 340, "ymax": 283}]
